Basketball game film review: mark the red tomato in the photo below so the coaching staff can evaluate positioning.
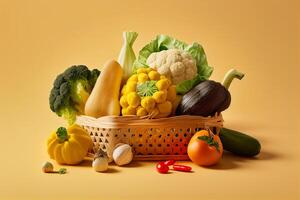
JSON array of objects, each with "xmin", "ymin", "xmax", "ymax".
[
  {"xmin": 187, "ymin": 130, "xmax": 223, "ymax": 166},
  {"xmin": 156, "ymin": 162, "xmax": 169, "ymax": 174}
]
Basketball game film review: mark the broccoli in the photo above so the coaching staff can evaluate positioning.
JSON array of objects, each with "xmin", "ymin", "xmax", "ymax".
[{"xmin": 49, "ymin": 65, "xmax": 100, "ymax": 124}]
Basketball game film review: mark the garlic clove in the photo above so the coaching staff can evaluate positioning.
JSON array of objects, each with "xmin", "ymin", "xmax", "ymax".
[{"xmin": 112, "ymin": 144, "xmax": 133, "ymax": 166}]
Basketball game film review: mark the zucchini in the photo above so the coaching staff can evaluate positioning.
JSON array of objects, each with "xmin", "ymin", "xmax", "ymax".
[{"xmin": 219, "ymin": 128, "xmax": 261, "ymax": 157}]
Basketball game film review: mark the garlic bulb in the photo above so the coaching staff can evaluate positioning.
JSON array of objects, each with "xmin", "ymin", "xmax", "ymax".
[
  {"xmin": 112, "ymin": 143, "xmax": 133, "ymax": 166},
  {"xmin": 92, "ymin": 149, "xmax": 108, "ymax": 172}
]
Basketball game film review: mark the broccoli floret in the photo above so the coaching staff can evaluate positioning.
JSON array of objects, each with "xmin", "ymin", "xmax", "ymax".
[{"xmin": 49, "ymin": 65, "xmax": 100, "ymax": 124}]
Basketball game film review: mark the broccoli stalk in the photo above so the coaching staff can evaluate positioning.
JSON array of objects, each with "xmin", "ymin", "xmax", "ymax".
[
  {"xmin": 58, "ymin": 106, "xmax": 77, "ymax": 125},
  {"xmin": 70, "ymin": 80, "xmax": 90, "ymax": 114},
  {"xmin": 49, "ymin": 65, "xmax": 100, "ymax": 124}
]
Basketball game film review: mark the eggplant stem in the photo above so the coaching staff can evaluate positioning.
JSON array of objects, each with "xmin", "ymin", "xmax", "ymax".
[{"xmin": 221, "ymin": 69, "xmax": 245, "ymax": 90}]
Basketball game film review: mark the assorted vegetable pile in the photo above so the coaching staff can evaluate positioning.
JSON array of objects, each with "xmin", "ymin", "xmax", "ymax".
[{"xmin": 44, "ymin": 31, "xmax": 261, "ymax": 174}]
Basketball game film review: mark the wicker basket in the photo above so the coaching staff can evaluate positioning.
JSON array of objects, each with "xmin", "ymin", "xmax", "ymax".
[{"xmin": 76, "ymin": 114, "xmax": 223, "ymax": 161}]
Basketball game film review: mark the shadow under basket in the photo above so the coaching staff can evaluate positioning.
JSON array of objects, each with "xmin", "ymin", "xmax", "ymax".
[{"xmin": 76, "ymin": 114, "xmax": 223, "ymax": 161}]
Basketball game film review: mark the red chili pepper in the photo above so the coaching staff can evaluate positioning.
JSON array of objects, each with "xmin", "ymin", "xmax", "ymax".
[
  {"xmin": 164, "ymin": 160, "xmax": 176, "ymax": 166},
  {"xmin": 156, "ymin": 162, "xmax": 169, "ymax": 174},
  {"xmin": 173, "ymin": 164, "xmax": 192, "ymax": 172}
]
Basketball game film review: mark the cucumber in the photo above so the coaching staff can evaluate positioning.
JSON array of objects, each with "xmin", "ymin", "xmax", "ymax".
[{"xmin": 219, "ymin": 128, "xmax": 261, "ymax": 157}]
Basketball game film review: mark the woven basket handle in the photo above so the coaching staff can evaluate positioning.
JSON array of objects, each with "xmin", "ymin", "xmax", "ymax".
[{"xmin": 207, "ymin": 128, "xmax": 219, "ymax": 136}]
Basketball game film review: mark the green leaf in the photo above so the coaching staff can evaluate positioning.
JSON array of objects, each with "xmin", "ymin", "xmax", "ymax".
[
  {"xmin": 133, "ymin": 35, "xmax": 213, "ymax": 94},
  {"xmin": 176, "ymin": 75, "xmax": 202, "ymax": 95},
  {"xmin": 198, "ymin": 135, "xmax": 220, "ymax": 152},
  {"xmin": 137, "ymin": 81, "xmax": 158, "ymax": 97}
]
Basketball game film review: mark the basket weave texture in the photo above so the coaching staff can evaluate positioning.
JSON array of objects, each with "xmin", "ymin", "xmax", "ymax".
[{"xmin": 76, "ymin": 114, "xmax": 223, "ymax": 161}]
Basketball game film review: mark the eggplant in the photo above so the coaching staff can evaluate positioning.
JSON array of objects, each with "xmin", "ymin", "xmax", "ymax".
[{"xmin": 176, "ymin": 69, "xmax": 244, "ymax": 116}]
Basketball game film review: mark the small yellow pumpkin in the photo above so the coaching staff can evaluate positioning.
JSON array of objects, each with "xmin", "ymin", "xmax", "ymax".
[{"xmin": 47, "ymin": 124, "xmax": 93, "ymax": 165}]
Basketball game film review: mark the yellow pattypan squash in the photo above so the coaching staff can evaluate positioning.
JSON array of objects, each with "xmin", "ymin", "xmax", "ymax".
[{"xmin": 47, "ymin": 124, "xmax": 93, "ymax": 165}]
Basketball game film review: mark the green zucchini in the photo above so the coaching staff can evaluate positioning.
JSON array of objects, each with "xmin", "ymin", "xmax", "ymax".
[{"xmin": 219, "ymin": 128, "xmax": 261, "ymax": 157}]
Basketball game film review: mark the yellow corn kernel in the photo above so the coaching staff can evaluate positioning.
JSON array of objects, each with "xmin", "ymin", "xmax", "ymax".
[
  {"xmin": 138, "ymin": 73, "xmax": 149, "ymax": 83},
  {"xmin": 119, "ymin": 95, "xmax": 128, "ymax": 108},
  {"xmin": 127, "ymin": 74, "xmax": 138, "ymax": 82},
  {"xmin": 126, "ymin": 81, "xmax": 137, "ymax": 93},
  {"xmin": 167, "ymin": 85, "xmax": 177, "ymax": 102},
  {"xmin": 136, "ymin": 106, "xmax": 148, "ymax": 117},
  {"xmin": 156, "ymin": 79, "xmax": 170, "ymax": 91},
  {"xmin": 141, "ymin": 96, "xmax": 156, "ymax": 112},
  {"xmin": 127, "ymin": 92, "xmax": 140, "ymax": 108},
  {"xmin": 148, "ymin": 71, "xmax": 160, "ymax": 80},
  {"xmin": 157, "ymin": 101, "xmax": 172, "ymax": 115},
  {"xmin": 137, "ymin": 68, "xmax": 148, "ymax": 74},
  {"xmin": 153, "ymin": 90, "xmax": 167, "ymax": 103}
]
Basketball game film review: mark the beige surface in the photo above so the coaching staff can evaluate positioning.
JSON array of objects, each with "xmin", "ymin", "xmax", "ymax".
[{"xmin": 0, "ymin": 0, "xmax": 299, "ymax": 199}]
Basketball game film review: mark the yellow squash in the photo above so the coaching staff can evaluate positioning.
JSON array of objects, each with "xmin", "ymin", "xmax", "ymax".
[
  {"xmin": 85, "ymin": 60, "xmax": 123, "ymax": 118},
  {"xmin": 47, "ymin": 124, "xmax": 93, "ymax": 165}
]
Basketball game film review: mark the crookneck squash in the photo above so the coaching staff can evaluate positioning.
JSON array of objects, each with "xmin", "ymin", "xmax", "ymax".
[
  {"xmin": 176, "ymin": 69, "xmax": 244, "ymax": 116},
  {"xmin": 47, "ymin": 124, "xmax": 93, "ymax": 165}
]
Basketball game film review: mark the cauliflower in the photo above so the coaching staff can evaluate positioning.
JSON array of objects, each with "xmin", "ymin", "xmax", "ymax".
[{"xmin": 146, "ymin": 49, "xmax": 197, "ymax": 84}]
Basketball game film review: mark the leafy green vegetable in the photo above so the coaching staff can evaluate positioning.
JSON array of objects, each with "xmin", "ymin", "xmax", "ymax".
[
  {"xmin": 118, "ymin": 32, "xmax": 138, "ymax": 83},
  {"xmin": 133, "ymin": 35, "xmax": 213, "ymax": 94},
  {"xmin": 137, "ymin": 81, "xmax": 158, "ymax": 97},
  {"xmin": 49, "ymin": 65, "xmax": 100, "ymax": 124}
]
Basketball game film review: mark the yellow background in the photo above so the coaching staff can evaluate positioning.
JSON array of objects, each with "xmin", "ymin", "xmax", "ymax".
[{"xmin": 0, "ymin": 0, "xmax": 299, "ymax": 199}]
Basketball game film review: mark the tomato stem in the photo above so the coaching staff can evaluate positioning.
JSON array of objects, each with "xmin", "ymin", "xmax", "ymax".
[{"xmin": 197, "ymin": 133, "xmax": 220, "ymax": 152}]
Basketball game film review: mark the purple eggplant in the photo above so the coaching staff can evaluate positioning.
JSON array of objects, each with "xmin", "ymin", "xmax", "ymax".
[{"xmin": 176, "ymin": 69, "xmax": 244, "ymax": 117}]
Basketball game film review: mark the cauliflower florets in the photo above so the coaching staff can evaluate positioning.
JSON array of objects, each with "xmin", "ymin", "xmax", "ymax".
[{"xmin": 146, "ymin": 49, "xmax": 197, "ymax": 84}]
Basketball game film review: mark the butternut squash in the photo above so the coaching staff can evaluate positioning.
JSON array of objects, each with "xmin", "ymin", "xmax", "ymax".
[{"xmin": 84, "ymin": 60, "xmax": 123, "ymax": 118}]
